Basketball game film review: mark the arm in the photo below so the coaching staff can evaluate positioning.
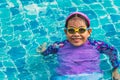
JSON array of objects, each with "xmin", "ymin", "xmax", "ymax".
[
  {"xmin": 113, "ymin": 68, "xmax": 120, "ymax": 80},
  {"xmin": 37, "ymin": 41, "xmax": 64, "ymax": 56},
  {"xmin": 95, "ymin": 41, "xmax": 119, "ymax": 70},
  {"xmin": 94, "ymin": 40, "xmax": 120, "ymax": 79}
]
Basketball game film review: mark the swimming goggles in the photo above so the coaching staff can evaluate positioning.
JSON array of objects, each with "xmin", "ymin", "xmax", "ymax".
[{"xmin": 66, "ymin": 27, "xmax": 90, "ymax": 34}]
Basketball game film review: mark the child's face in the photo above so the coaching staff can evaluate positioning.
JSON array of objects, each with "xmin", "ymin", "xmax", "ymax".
[{"xmin": 65, "ymin": 17, "xmax": 92, "ymax": 46}]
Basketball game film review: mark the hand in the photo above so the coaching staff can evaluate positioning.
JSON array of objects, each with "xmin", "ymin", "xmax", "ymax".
[
  {"xmin": 113, "ymin": 69, "xmax": 120, "ymax": 80},
  {"xmin": 36, "ymin": 42, "xmax": 47, "ymax": 53}
]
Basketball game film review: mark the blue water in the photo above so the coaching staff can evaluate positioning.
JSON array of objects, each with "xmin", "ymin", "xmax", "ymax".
[{"xmin": 0, "ymin": 0, "xmax": 120, "ymax": 80}]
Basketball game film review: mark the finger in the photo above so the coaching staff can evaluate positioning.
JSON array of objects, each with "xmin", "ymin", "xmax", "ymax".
[{"xmin": 42, "ymin": 42, "xmax": 47, "ymax": 48}]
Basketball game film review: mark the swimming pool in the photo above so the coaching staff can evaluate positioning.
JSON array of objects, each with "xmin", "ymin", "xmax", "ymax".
[{"xmin": 0, "ymin": 0, "xmax": 120, "ymax": 80}]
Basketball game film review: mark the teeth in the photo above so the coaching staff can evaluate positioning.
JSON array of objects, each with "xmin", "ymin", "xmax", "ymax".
[{"xmin": 72, "ymin": 36, "xmax": 82, "ymax": 39}]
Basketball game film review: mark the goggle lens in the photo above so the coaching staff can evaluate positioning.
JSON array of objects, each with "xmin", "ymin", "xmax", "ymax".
[{"xmin": 67, "ymin": 28, "xmax": 88, "ymax": 34}]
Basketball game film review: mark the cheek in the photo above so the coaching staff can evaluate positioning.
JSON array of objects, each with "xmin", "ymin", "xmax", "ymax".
[
  {"xmin": 86, "ymin": 31, "xmax": 91, "ymax": 36},
  {"xmin": 65, "ymin": 33, "xmax": 72, "ymax": 38},
  {"xmin": 84, "ymin": 32, "xmax": 90, "ymax": 38}
]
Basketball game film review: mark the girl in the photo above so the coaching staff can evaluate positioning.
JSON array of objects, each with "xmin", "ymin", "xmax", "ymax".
[{"xmin": 37, "ymin": 12, "xmax": 120, "ymax": 80}]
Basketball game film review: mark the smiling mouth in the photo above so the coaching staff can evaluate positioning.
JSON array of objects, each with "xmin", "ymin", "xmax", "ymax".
[{"xmin": 71, "ymin": 36, "xmax": 83, "ymax": 42}]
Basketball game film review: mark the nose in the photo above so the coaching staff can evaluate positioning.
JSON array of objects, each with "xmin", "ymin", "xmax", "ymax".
[{"xmin": 74, "ymin": 32, "xmax": 80, "ymax": 36}]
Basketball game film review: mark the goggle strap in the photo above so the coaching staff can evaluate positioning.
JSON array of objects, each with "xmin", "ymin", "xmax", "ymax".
[{"xmin": 86, "ymin": 27, "xmax": 91, "ymax": 30}]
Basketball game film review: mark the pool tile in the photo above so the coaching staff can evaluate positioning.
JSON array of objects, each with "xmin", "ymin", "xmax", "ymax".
[
  {"xmin": 7, "ymin": 47, "xmax": 26, "ymax": 60},
  {"xmin": 0, "ymin": 8, "xmax": 10, "ymax": 18},
  {"xmin": 10, "ymin": 6, "xmax": 20, "ymax": 15},
  {"xmin": 83, "ymin": 0, "xmax": 97, "ymax": 4},
  {"xmin": 102, "ymin": 24, "xmax": 115, "ymax": 32},
  {"xmin": 110, "ymin": 14, "xmax": 120, "ymax": 23},
  {"xmin": 0, "ymin": 0, "xmax": 120, "ymax": 80}
]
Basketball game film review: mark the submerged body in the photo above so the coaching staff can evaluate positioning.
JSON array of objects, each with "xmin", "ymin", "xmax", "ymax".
[
  {"xmin": 55, "ymin": 40, "xmax": 101, "ymax": 75},
  {"xmin": 42, "ymin": 39, "xmax": 119, "ymax": 79}
]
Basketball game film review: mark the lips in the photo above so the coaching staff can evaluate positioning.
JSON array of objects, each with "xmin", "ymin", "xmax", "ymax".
[{"xmin": 71, "ymin": 36, "xmax": 83, "ymax": 43}]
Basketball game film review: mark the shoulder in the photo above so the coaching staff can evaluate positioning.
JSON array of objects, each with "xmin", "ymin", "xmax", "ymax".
[
  {"xmin": 88, "ymin": 38, "xmax": 105, "ymax": 46},
  {"xmin": 88, "ymin": 38, "xmax": 116, "ymax": 51}
]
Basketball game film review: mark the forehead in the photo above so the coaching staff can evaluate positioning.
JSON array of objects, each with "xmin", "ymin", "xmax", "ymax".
[{"xmin": 68, "ymin": 17, "xmax": 86, "ymax": 26}]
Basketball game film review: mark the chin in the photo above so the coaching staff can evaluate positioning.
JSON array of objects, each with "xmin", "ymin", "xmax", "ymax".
[{"xmin": 72, "ymin": 43, "xmax": 83, "ymax": 46}]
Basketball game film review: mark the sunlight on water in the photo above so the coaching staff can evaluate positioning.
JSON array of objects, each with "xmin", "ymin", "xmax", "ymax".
[{"xmin": 0, "ymin": 0, "xmax": 120, "ymax": 80}]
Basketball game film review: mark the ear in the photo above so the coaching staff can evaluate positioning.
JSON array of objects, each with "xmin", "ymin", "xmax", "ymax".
[
  {"xmin": 88, "ymin": 29, "xmax": 92, "ymax": 37},
  {"xmin": 64, "ymin": 29, "xmax": 67, "ymax": 34},
  {"xmin": 88, "ymin": 29, "xmax": 92, "ymax": 34}
]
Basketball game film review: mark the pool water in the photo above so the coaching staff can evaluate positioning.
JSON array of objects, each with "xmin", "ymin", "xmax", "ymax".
[{"xmin": 0, "ymin": 0, "xmax": 120, "ymax": 80}]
